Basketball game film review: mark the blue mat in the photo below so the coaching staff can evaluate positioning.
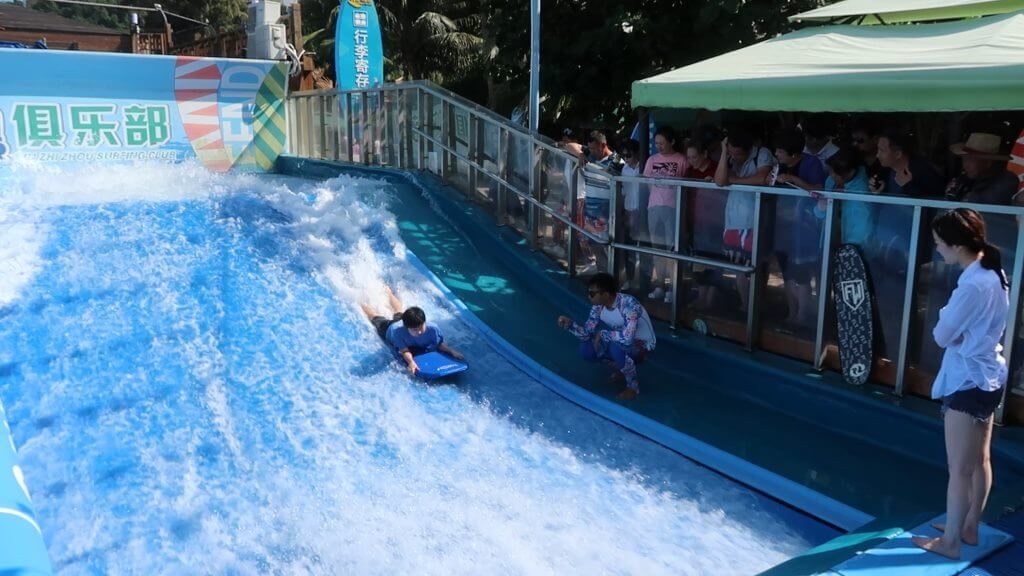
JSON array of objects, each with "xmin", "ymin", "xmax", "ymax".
[
  {"xmin": 413, "ymin": 351, "xmax": 468, "ymax": 380},
  {"xmin": 832, "ymin": 515, "xmax": 1013, "ymax": 575}
]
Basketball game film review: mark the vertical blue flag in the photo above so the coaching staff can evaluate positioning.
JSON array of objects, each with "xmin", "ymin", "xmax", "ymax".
[
  {"xmin": 630, "ymin": 115, "xmax": 657, "ymax": 157},
  {"xmin": 335, "ymin": 0, "xmax": 385, "ymax": 91}
]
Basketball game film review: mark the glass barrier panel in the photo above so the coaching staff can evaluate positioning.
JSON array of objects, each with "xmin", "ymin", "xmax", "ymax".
[
  {"xmin": 689, "ymin": 187, "xmax": 729, "ymax": 259},
  {"xmin": 365, "ymin": 92, "xmax": 381, "ymax": 165},
  {"xmin": 537, "ymin": 210, "xmax": 571, "ymax": 269},
  {"xmin": 505, "ymin": 191, "xmax": 531, "ymax": 240},
  {"xmin": 323, "ymin": 95, "xmax": 339, "ymax": 161},
  {"xmin": 407, "ymin": 90, "xmax": 421, "ymax": 169},
  {"xmin": 384, "ymin": 91, "xmax": 400, "ymax": 166},
  {"xmin": 471, "ymin": 172, "xmax": 499, "ymax": 212},
  {"xmin": 421, "ymin": 93, "xmax": 438, "ymax": 174},
  {"xmin": 537, "ymin": 149, "xmax": 577, "ymax": 268},
  {"xmin": 827, "ymin": 200, "xmax": 913, "ymax": 384},
  {"xmin": 616, "ymin": 182, "xmax": 684, "ymax": 300},
  {"xmin": 454, "ymin": 107, "xmax": 471, "ymax": 159},
  {"xmin": 504, "ymin": 133, "xmax": 532, "ymax": 233},
  {"xmin": 450, "ymin": 158, "xmax": 472, "ymax": 192},
  {"xmin": 482, "ymin": 121, "xmax": 500, "ymax": 168},
  {"xmin": 302, "ymin": 97, "xmax": 315, "ymax": 158},
  {"xmin": 632, "ymin": 254, "xmax": 678, "ymax": 320},
  {"xmin": 352, "ymin": 94, "xmax": 367, "ymax": 163},
  {"xmin": 756, "ymin": 194, "xmax": 822, "ymax": 363},
  {"xmin": 285, "ymin": 99, "xmax": 295, "ymax": 154},
  {"xmin": 431, "ymin": 94, "xmax": 444, "ymax": 142},
  {"xmin": 337, "ymin": 94, "xmax": 351, "ymax": 162},
  {"xmin": 678, "ymin": 264, "xmax": 750, "ymax": 345},
  {"xmin": 908, "ymin": 209, "xmax": 1019, "ymax": 398},
  {"xmin": 311, "ymin": 97, "xmax": 325, "ymax": 159}
]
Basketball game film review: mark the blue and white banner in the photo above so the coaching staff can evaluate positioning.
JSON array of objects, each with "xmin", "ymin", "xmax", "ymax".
[
  {"xmin": 334, "ymin": 0, "xmax": 385, "ymax": 91},
  {"xmin": 0, "ymin": 49, "xmax": 288, "ymax": 171}
]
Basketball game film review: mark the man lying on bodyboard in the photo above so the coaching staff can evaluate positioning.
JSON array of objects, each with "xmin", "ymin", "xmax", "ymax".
[{"xmin": 361, "ymin": 285, "xmax": 467, "ymax": 380}]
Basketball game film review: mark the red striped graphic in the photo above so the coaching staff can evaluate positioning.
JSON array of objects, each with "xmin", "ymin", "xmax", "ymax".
[{"xmin": 174, "ymin": 57, "xmax": 232, "ymax": 172}]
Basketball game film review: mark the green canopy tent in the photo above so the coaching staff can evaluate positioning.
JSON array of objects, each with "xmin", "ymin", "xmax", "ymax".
[
  {"xmin": 790, "ymin": 0, "xmax": 1024, "ymax": 25},
  {"xmin": 630, "ymin": 11, "xmax": 1024, "ymax": 113}
]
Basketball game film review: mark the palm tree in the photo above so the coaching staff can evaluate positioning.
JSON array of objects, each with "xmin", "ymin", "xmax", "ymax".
[
  {"xmin": 377, "ymin": 0, "xmax": 484, "ymax": 82},
  {"xmin": 301, "ymin": 0, "xmax": 483, "ymax": 84}
]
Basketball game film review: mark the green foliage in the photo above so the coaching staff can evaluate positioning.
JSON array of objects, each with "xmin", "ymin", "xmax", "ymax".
[
  {"xmin": 30, "ymin": 0, "xmax": 130, "ymax": 31},
  {"xmin": 28, "ymin": 0, "xmax": 249, "ymax": 33},
  {"xmin": 297, "ymin": 0, "xmax": 826, "ymax": 131}
]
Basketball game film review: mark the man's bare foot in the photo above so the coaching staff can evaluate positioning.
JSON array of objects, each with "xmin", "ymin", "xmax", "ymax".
[
  {"xmin": 608, "ymin": 371, "xmax": 625, "ymax": 385},
  {"xmin": 912, "ymin": 536, "xmax": 961, "ymax": 559},
  {"xmin": 930, "ymin": 523, "xmax": 979, "ymax": 546},
  {"xmin": 616, "ymin": 387, "xmax": 638, "ymax": 400}
]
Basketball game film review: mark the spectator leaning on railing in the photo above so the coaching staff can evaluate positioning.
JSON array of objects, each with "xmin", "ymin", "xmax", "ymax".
[
  {"xmin": 774, "ymin": 129, "xmax": 828, "ymax": 327},
  {"xmin": 714, "ymin": 130, "xmax": 775, "ymax": 313}
]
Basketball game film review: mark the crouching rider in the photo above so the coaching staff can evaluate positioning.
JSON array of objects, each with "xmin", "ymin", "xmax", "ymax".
[{"xmin": 557, "ymin": 273, "xmax": 656, "ymax": 400}]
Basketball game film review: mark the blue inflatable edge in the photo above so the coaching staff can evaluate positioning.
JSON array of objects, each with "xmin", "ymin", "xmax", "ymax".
[
  {"xmin": 0, "ymin": 400, "xmax": 54, "ymax": 575},
  {"xmin": 405, "ymin": 241, "xmax": 874, "ymax": 533}
]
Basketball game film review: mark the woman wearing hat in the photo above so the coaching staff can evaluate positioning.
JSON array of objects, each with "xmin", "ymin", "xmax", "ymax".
[{"xmin": 944, "ymin": 133, "xmax": 1018, "ymax": 205}]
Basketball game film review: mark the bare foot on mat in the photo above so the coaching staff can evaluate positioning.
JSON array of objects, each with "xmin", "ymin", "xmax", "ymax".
[
  {"xmin": 930, "ymin": 523, "xmax": 979, "ymax": 546},
  {"xmin": 911, "ymin": 536, "xmax": 961, "ymax": 559}
]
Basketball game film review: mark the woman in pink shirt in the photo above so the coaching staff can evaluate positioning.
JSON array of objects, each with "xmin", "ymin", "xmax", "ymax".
[{"xmin": 643, "ymin": 127, "xmax": 688, "ymax": 302}]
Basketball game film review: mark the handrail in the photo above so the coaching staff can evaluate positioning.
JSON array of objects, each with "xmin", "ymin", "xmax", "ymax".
[
  {"xmin": 615, "ymin": 174, "xmax": 1024, "ymax": 216},
  {"xmin": 415, "ymin": 124, "xmax": 757, "ymax": 273},
  {"xmin": 285, "ymin": 80, "xmax": 1024, "ymax": 423}
]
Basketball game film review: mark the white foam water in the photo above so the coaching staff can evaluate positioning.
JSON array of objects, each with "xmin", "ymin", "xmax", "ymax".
[{"xmin": 0, "ymin": 161, "xmax": 816, "ymax": 575}]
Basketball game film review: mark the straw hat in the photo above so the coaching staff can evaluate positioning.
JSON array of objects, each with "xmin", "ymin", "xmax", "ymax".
[{"xmin": 950, "ymin": 133, "xmax": 1009, "ymax": 161}]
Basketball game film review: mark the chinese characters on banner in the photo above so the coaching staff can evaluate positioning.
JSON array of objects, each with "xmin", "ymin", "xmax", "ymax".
[
  {"xmin": 10, "ymin": 103, "xmax": 170, "ymax": 149},
  {"xmin": 352, "ymin": 4, "xmax": 371, "ymax": 90},
  {"xmin": 0, "ymin": 50, "xmax": 288, "ymax": 169},
  {"xmin": 335, "ymin": 0, "xmax": 384, "ymax": 92}
]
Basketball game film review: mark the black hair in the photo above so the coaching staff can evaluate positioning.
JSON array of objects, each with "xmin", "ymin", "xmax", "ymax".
[
  {"xmin": 588, "ymin": 272, "xmax": 618, "ymax": 295},
  {"xmin": 685, "ymin": 138, "xmax": 709, "ymax": 154},
  {"xmin": 654, "ymin": 126, "xmax": 679, "ymax": 151},
  {"xmin": 620, "ymin": 138, "xmax": 641, "ymax": 156},
  {"xmin": 774, "ymin": 130, "xmax": 805, "ymax": 156},
  {"xmin": 695, "ymin": 123, "xmax": 721, "ymax": 148},
  {"xmin": 932, "ymin": 208, "xmax": 1008, "ymax": 290},
  {"xmin": 801, "ymin": 115, "xmax": 831, "ymax": 140},
  {"xmin": 402, "ymin": 306, "xmax": 427, "ymax": 328},
  {"xmin": 825, "ymin": 146, "xmax": 864, "ymax": 177},
  {"xmin": 879, "ymin": 129, "xmax": 916, "ymax": 156},
  {"xmin": 727, "ymin": 129, "xmax": 755, "ymax": 152},
  {"xmin": 849, "ymin": 117, "xmax": 879, "ymax": 138}
]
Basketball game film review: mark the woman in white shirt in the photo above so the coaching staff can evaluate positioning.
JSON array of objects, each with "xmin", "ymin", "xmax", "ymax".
[{"xmin": 913, "ymin": 208, "xmax": 1009, "ymax": 560}]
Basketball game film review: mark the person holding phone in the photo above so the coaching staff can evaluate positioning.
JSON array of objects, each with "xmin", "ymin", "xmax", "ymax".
[{"xmin": 871, "ymin": 129, "xmax": 944, "ymax": 198}]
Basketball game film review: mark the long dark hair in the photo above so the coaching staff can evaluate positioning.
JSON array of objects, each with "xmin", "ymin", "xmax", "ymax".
[{"xmin": 931, "ymin": 208, "xmax": 1009, "ymax": 290}]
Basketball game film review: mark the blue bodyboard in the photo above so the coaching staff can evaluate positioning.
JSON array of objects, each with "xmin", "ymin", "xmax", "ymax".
[{"xmin": 413, "ymin": 351, "xmax": 468, "ymax": 380}]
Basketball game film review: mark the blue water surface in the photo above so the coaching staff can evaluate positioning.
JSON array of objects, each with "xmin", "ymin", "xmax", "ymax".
[{"xmin": 0, "ymin": 163, "xmax": 835, "ymax": 575}]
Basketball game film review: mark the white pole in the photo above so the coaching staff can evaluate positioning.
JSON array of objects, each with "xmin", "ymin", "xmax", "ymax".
[{"xmin": 529, "ymin": 0, "xmax": 540, "ymax": 133}]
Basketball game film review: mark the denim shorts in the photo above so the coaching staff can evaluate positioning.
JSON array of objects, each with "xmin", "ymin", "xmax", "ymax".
[{"xmin": 941, "ymin": 386, "xmax": 1003, "ymax": 422}]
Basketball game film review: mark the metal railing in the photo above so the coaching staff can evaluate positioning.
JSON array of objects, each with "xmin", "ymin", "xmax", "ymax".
[{"xmin": 285, "ymin": 81, "xmax": 1024, "ymax": 424}]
